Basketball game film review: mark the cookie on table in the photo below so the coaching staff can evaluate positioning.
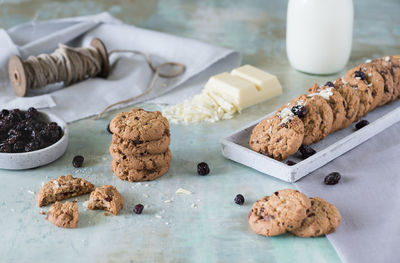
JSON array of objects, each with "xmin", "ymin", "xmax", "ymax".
[
  {"xmin": 46, "ymin": 201, "xmax": 78, "ymax": 229},
  {"xmin": 109, "ymin": 144, "xmax": 171, "ymax": 170},
  {"xmin": 344, "ymin": 63, "xmax": 384, "ymax": 111},
  {"xmin": 333, "ymin": 78, "xmax": 360, "ymax": 127},
  {"xmin": 87, "ymin": 185, "xmax": 124, "ymax": 215},
  {"xmin": 281, "ymin": 94, "xmax": 333, "ymax": 145},
  {"xmin": 308, "ymin": 83, "xmax": 347, "ymax": 132},
  {"xmin": 110, "ymin": 109, "xmax": 170, "ymax": 141},
  {"xmin": 36, "ymin": 175, "xmax": 94, "ymax": 207},
  {"xmin": 248, "ymin": 189, "xmax": 311, "ymax": 236},
  {"xmin": 111, "ymin": 134, "xmax": 170, "ymax": 156},
  {"xmin": 373, "ymin": 55, "xmax": 400, "ymax": 101},
  {"xmin": 290, "ymin": 197, "xmax": 341, "ymax": 237},
  {"xmin": 249, "ymin": 114, "xmax": 304, "ymax": 161},
  {"xmin": 111, "ymin": 159, "xmax": 169, "ymax": 182}
]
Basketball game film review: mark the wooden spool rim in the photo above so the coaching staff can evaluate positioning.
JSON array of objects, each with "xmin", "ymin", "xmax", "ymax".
[
  {"xmin": 8, "ymin": 55, "xmax": 27, "ymax": 97},
  {"xmin": 90, "ymin": 38, "xmax": 110, "ymax": 78}
]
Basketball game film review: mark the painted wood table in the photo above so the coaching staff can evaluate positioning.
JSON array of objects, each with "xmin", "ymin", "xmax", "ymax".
[{"xmin": 1, "ymin": 0, "xmax": 399, "ymax": 262}]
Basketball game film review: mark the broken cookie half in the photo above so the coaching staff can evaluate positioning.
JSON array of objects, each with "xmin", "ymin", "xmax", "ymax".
[
  {"xmin": 46, "ymin": 201, "xmax": 78, "ymax": 229},
  {"xmin": 87, "ymin": 185, "xmax": 124, "ymax": 215},
  {"xmin": 36, "ymin": 175, "xmax": 94, "ymax": 207}
]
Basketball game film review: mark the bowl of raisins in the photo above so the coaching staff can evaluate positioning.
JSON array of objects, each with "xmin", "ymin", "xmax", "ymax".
[{"xmin": 0, "ymin": 107, "xmax": 68, "ymax": 169}]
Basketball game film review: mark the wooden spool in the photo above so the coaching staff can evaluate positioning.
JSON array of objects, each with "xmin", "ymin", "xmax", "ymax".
[{"xmin": 8, "ymin": 38, "xmax": 110, "ymax": 97}]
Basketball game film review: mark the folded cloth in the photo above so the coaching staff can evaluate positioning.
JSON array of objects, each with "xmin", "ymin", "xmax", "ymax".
[
  {"xmin": 295, "ymin": 122, "xmax": 400, "ymax": 263},
  {"xmin": 0, "ymin": 12, "xmax": 241, "ymax": 122}
]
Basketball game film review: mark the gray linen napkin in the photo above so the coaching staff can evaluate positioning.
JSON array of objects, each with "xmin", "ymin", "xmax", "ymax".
[
  {"xmin": 295, "ymin": 122, "xmax": 400, "ymax": 263},
  {"xmin": 0, "ymin": 12, "xmax": 240, "ymax": 122}
]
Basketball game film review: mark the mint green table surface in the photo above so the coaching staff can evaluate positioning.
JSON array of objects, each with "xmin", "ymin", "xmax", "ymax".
[{"xmin": 1, "ymin": 1, "xmax": 399, "ymax": 262}]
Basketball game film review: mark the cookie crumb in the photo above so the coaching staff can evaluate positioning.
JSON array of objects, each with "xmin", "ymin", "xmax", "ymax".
[
  {"xmin": 176, "ymin": 188, "xmax": 192, "ymax": 195},
  {"xmin": 39, "ymin": 210, "xmax": 45, "ymax": 215}
]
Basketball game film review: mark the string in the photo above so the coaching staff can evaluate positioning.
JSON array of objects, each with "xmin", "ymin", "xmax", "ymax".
[
  {"xmin": 93, "ymin": 50, "xmax": 186, "ymax": 119},
  {"xmin": 19, "ymin": 43, "xmax": 186, "ymax": 120},
  {"xmin": 24, "ymin": 44, "xmax": 103, "ymax": 90}
]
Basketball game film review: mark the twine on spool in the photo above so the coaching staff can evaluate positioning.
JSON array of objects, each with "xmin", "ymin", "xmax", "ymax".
[
  {"xmin": 8, "ymin": 38, "xmax": 109, "ymax": 97},
  {"xmin": 8, "ymin": 38, "xmax": 186, "ymax": 119}
]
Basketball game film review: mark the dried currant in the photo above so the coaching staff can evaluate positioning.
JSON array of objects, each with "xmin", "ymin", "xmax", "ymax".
[
  {"xmin": 291, "ymin": 105, "xmax": 307, "ymax": 118},
  {"xmin": 299, "ymin": 145, "xmax": 316, "ymax": 159},
  {"xmin": 324, "ymin": 172, "xmax": 341, "ymax": 185},
  {"xmin": 197, "ymin": 162, "xmax": 210, "ymax": 176},
  {"xmin": 355, "ymin": 120, "xmax": 369, "ymax": 130},
  {"xmin": 72, "ymin": 155, "xmax": 84, "ymax": 168},
  {"xmin": 234, "ymin": 194, "xmax": 245, "ymax": 205}
]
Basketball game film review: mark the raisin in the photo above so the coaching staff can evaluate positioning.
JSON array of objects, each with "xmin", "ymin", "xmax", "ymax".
[
  {"xmin": 13, "ymin": 141, "xmax": 25, "ymax": 152},
  {"xmin": 354, "ymin": 70, "xmax": 366, "ymax": 80},
  {"xmin": 0, "ymin": 142, "xmax": 12, "ymax": 153},
  {"xmin": 197, "ymin": 162, "xmax": 210, "ymax": 176},
  {"xmin": 355, "ymin": 120, "xmax": 369, "ymax": 130},
  {"xmin": 25, "ymin": 107, "xmax": 38, "ymax": 119},
  {"xmin": 133, "ymin": 204, "xmax": 144, "ymax": 214},
  {"xmin": 107, "ymin": 124, "xmax": 113, "ymax": 134},
  {"xmin": 324, "ymin": 172, "xmax": 341, "ymax": 185},
  {"xmin": 299, "ymin": 145, "xmax": 316, "ymax": 159},
  {"xmin": 285, "ymin": 160, "xmax": 296, "ymax": 166},
  {"xmin": 325, "ymin": 81, "xmax": 334, "ymax": 87},
  {"xmin": 72, "ymin": 155, "xmax": 84, "ymax": 168},
  {"xmin": 291, "ymin": 105, "xmax": 307, "ymax": 118},
  {"xmin": 234, "ymin": 194, "xmax": 245, "ymax": 205}
]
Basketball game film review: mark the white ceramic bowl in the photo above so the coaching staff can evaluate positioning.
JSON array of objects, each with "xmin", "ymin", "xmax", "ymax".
[{"xmin": 0, "ymin": 111, "xmax": 68, "ymax": 170}]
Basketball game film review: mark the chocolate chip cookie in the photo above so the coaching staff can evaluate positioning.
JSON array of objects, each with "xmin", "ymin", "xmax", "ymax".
[
  {"xmin": 248, "ymin": 189, "xmax": 311, "ymax": 236},
  {"xmin": 290, "ymin": 197, "xmax": 341, "ymax": 237},
  {"xmin": 111, "ymin": 159, "xmax": 169, "ymax": 182},
  {"xmin": 249, "ymin": 114, "xmax": 304, "ymax": 161},
  {"xmin": 283, "ymin": 94, "xmax": 333, "ymax": 145},
  {"xmin": 111, "ymin": 134, "xmax": 170, "ymax": 156},
  {"xmin": 342, "ymin": 78, "xmax": 373, "ymax": 120},
  {"xmin": 308, "ymin": 83, "xmax": 347, "ymax": 132},
  {"xmin": 110, "ymin": 109, "xmax": 170, "ymax": 141},
  {"xmin": 87, "ymin": 185, "xmax": 124, "ymax": 215},
  {"xmin": 36, "ymin": 175, "xmax": 94, "ymax": 207},
  {"xmin": 333, "ymin": 78, "xmax": 360, "ymax": 127},
  {"xmin": 109, "ymin": 145, "xmax": 172, "ymax": 170},
  {"xmin": 345, "ymin": 64, "xmax": 384, "ymax": 111},
  {"xmin": 46, "ymin": 201, "xmax": 78, "ymax": 228},
  {"xmin": 373, "ymin": 55, "xmax": 400, "ymax": 101}
]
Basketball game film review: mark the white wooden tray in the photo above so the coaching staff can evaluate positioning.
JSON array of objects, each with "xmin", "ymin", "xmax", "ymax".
[{"xmin": 221, "ymin": 99, "xmax": 400, "ymax": 182}]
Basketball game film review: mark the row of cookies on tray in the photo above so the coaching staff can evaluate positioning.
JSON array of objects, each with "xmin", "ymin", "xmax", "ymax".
[{"xmin": 250, "ymin": 55, "xmax": 400, "ymax": 160}]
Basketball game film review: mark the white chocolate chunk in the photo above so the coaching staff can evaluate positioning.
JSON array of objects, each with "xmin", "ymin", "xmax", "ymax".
[
  {"xmin": 203, "ymin": 72, "xmax": 259, "ymax": 110},
  {"xmin": 162, "ymin": 65, "xmax": 282, "ymax": 124},
  {"xmin": 231, "ymin": 64, "xmax": 282, "ymax": 105}
]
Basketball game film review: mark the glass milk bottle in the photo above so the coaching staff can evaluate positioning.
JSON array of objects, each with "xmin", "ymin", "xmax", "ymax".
[{"xmin": 286, "ymin": 0, "xmax": 354, "ymax": 75}]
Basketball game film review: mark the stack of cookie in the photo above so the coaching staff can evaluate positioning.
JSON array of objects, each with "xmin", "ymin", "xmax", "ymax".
[
  {"xmin": 248, "ymin": 189, "xmax": 341, "ymax": 237},
  {"xmin": 250, "ymin": 55, "xmax": 400, "ymax": 161},
  {"xmin": 109, "ymin": 108, "xmax": 171, "ymax": 182}
]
